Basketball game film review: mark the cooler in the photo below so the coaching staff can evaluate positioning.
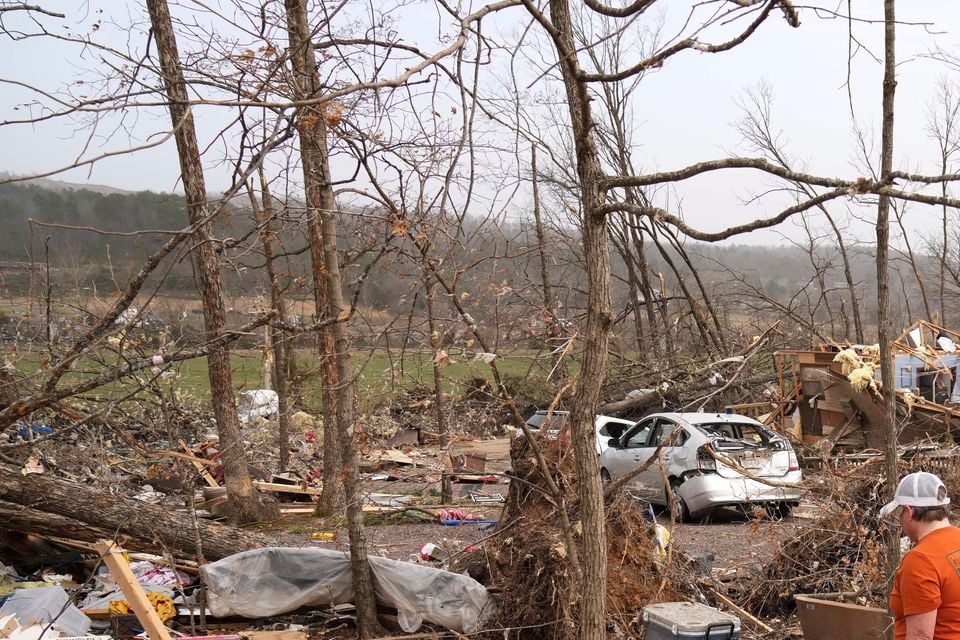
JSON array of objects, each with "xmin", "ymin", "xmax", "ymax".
[{"xmin": 642, "ymin": 602, "xmax": 740, "ymax": 640}]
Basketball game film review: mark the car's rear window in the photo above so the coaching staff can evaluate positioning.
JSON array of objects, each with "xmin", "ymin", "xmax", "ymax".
[
  {"xmin": 527, "ymin": 413, "xmax": 567, "ymax": 430},
  {"xmin": 698, "ymin": 422, "xmax": 770, "ymax": 444}
]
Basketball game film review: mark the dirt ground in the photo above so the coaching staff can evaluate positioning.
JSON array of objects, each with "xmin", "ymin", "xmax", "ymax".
[
  {"xmin": 666, "ymin": 505, "xmax": 810, "ymax": 573},
  {"xmin": 275, "ymin": 493, "xmax": 811, "ymax": 577}
]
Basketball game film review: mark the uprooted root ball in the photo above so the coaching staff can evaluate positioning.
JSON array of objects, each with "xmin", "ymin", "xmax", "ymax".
[{"xmin": 478, "ymin": 433, "xmax": 692, "ymax": 640}]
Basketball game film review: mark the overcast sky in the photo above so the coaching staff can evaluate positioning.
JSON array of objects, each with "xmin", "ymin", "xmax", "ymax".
[{"xmin": 2, "ymin": 1, "xmax": 960, "ymax": 245}]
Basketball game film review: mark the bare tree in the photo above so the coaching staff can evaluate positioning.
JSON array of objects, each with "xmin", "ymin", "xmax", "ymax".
[
  {"xmin": 735, "ymin": 83, "xmax": 865, "ymax": 342},
  {"xmin": 247, "ymin": 170, "xmax": 294, "ymax": 470},
  {"xmin": 926, "ymin": 77, "xmax": 960, "ymax": 325},
  {"xmin": 875, "ymin": 0, "xmax": 899, "ymax": 577},
  {"xmin": 282, "ymin": 0, "xmax": 379, "ymax": 633},
  {"xmin": 146, "ymin": 0, "xmax": 276, "ymax": 525}
]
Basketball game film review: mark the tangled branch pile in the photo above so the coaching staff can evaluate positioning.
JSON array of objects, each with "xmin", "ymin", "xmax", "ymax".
[{"xmin": 743, "ymin": 451, "xmax": 960, "ymax": 616}]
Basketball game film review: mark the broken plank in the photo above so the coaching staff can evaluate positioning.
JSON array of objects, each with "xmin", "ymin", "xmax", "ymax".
[
  {"xmin": 710, "ymin": 588, "xmax": 774, "ymax": 634},
  {"xmin": 194, "ymin": 495, "xmax": 229, "ymax": 511},
  {"xmin": 42, "ymin": 536, "xmax": 199, "ymax": 574},
  {"xmin": 278, "ymin": 505, "xmax": 317, "ymax": 514},
  {"xmin": 242, "ymin": 632, "xmax": 308, "ymax": 640},
  {"xmin": 178, "ymin": 440, "xmax": 220, "ymax": 488},
  {"xmin": 253, "ymin": 481, "xmax": 322, "ymax": 495},
  {"xmin": 95, "ymin": 539, "xmax": 173, "ymax": 640},
  {"xmin": 80, "ymin": 608, "xmax": 111, "ymax": 620},
  {"xmin": 365, "ymin": 450, "xmax": 414, "ymax": 466}
]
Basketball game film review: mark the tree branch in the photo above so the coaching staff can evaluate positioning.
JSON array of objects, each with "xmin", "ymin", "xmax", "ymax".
[{"xmin": 599, "ymin": 188, "xmax": 850, "ymax": 242}]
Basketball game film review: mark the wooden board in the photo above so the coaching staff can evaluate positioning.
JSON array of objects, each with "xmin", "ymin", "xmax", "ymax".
[
  {"xmin": 95, "ymin": 539, "xmax": 173, "ymax": 640},
  {"xmin": 795, "ymin": 596, "xmax": 892, "ymax": 640},
  {"xmin": 278, "ymin": 505, "xmax": 316, "ymax": 514},
  {"xmin": 178, "ymin": 440, "xmax": 219, "ymax": 488},
  {"xmin": 368, "ymin": 450, "xmax": 414, "ymax": 465},
  {"xmin": 252, "ymin": 481, "xmax": 322, "ymax": 495},
  {"xmin": 450, "ymin": 437, "xmax": 511, "ymax": 460},
  {"xmin": 242, "ymin": 632, "xmax": 307, "ymax": 640}
]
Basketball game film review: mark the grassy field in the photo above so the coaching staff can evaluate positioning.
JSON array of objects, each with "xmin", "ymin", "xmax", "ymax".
[
  {"xmin": 176, "ymin": 348, "xmax": 550, "ymax": 405},
  {"xmin": 4, "ymin": 295, "xmax": 575, "ymax": 411},
  {"xmin": 13, "ymin": 346, "xmax": 567, "ymax": 412}
]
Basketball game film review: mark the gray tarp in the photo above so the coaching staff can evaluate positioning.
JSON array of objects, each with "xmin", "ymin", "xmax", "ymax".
[{"xmin": 199, "ymin": 547, "xmax": 494, "ymax": 633}]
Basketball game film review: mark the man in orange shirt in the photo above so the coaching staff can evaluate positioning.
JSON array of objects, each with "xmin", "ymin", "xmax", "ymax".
[{"xmin": 883, "ymin": 471, "xmax": 960, "ymax": 640}]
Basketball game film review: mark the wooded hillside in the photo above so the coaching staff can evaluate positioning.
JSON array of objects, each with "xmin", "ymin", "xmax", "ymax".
[{"xmin": 0, "ymin": 180, "xmax": 929, "ymax": 345}]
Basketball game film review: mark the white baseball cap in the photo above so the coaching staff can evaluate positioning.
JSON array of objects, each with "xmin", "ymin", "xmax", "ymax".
[{"xmin": 879, "ymin": 471, "xmax": 950, "ymax": 517}]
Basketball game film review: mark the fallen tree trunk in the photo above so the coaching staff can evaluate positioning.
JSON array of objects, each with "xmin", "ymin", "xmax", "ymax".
[
  {"xmin": 597, "ymin": 389, "xmax": 660, "ymax": 416},
  {"xmin": 0, "ymin": 500, "xmax": 111, "ymax": 542},
  {"xmin": 598, "ymin": 372, "xmax": 780, "ymax": 417},
  {"xmin": 0, "ymin": 465, "xmax": 270, "ymax": 560}
]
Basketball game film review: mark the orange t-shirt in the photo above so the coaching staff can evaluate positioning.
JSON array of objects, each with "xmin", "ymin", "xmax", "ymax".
[{"xmin": 890, "ymin": 526, "xmax": 960, "ymax": 640}]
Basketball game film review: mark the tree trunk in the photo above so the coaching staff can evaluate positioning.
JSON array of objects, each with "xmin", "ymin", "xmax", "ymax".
[
  {"xmin": 0, "ymin": 467, "xmax": 269, "ymax": 560},
  {"xmin": 546, "ymin": 2, "xmax": 609, "ymax": 639},
  {"xmin": 424, "ymin": 277, "xmax": 452, "ymax": 504},
  {"xmin": 146, "ymin": 0, "xmax": 274, "ymax": 525},
  {"xmin": 283, "ymin": 2, "xmax": 380, "ymax": 635},
  {"xmin": 631, "ymin": 219, "xmax": 662, "ymax": 357},
  {"xmin": 893, "ymin": 201, "xmax": 933, "ymax": 321},
  {"xmin": 877, "ymin": 0, "xmax": 900, "ymax": 582},
  {"xmin": 663, "ymin": 225, "xmax": 728, "ymax": 353},
  {"xmin": 649, "ymin": 224, "xmax": 718, "ymax": 354},
  {"xmin": 280, "ymin": 6, "xmax": 344, "ymax": 516},
  {"xmin": 248, "ymin": 175, "xmax": 294, "ymax": 471},
  {"xmin": 822, "ymin": 209, "xmax": 864, "ymax": 342},
  {"xmin": 531, "ymin": 144, "xmax": 564, "ymax": 375},
  {"xmin": 611, "ymin": 224, "xmax": 647, "ymax": 357},
  {"xmin": 941, "ymin": 158, "xmax": 949, "ymax": 326}
]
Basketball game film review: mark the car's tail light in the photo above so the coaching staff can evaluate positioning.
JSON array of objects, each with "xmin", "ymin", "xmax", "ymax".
[
  {"xmin": 788, "ymin": 451, "xmax": 799, "ymax": 472},
  {"xmin": 696, "ymin": 445, "xmax": 716, "ymax": 471}
]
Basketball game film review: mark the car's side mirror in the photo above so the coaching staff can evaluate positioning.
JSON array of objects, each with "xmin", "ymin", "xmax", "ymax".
[{"xmin": 607, "ymin": 437, "xmax": 620, "ymax": 449}]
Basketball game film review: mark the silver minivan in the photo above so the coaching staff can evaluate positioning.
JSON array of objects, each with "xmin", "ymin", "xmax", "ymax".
[{"xmin": 599, "ymin": 412, "xmax": 803, "ymax": 521}]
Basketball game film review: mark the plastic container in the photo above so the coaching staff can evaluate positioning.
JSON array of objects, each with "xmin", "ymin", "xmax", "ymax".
[
  {"xmin": 643, "ymin": 602, "xmax": 740, "ymax": 640},
  {"xmin": 311, "ymin": 532, "xmax": 336, "ymax": 540}
]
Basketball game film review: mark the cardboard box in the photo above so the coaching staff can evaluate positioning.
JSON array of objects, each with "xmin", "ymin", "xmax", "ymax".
[{"xmin": 795, "ymin": 595, "xmax": 892, "ymax": 640}]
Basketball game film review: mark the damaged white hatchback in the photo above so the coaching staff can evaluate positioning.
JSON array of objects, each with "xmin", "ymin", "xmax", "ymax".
[{"xmin": 599, "ymin": 412, "xmax": 802, "ymax": 522}]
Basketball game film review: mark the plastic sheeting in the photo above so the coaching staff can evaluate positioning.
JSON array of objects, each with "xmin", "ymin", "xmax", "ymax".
[
  {"xmin": 236, "ymin": 389, "xmax": 279, "ymax": 423},
  {"xmin": 200, "ymin": 547, "xmax": 494, "ymax": 633},
  {"xmin": 0, "ymin": 586, "xmax": 91, "ymax": 637},
  {"xmin": 368, "ymin": 554, "xmax": 493, "ymax": 633}
]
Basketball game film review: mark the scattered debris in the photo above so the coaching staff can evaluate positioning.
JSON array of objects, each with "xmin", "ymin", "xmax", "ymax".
[
  {"xmin": 776, "ymin": 320, "xmax": 960, "ymax": 450},
  {"xmin": 0, "ymin": 586, "xmax": 91, "ymax": 637}
]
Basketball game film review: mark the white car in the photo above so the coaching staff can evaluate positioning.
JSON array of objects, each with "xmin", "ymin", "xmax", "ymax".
[
  {"xmin": 520, "ymin": 410, "xmax": 637, "ymax": 455},
  {"xmin": 599, "ymin": 412, "xmax": 802, "ymax": 521}
]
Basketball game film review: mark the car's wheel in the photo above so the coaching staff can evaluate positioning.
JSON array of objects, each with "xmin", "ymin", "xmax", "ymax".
[
  {"xmin": 600, "ymin": 468, "xmax": 611, "ymax": 485},
  {"xmin": 667, "ymin": 481, "xmax": 689, "ymax": 523}
]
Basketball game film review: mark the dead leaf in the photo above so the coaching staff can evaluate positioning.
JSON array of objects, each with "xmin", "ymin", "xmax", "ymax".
[{"xmin": 433, "ymin": 350, "xmax": 455, "ymax": 367}]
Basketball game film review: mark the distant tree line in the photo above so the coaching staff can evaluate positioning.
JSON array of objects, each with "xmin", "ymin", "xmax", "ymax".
[{"xmin": 0, "ymin": 180, "xmax": 937, "ymax": 347}]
